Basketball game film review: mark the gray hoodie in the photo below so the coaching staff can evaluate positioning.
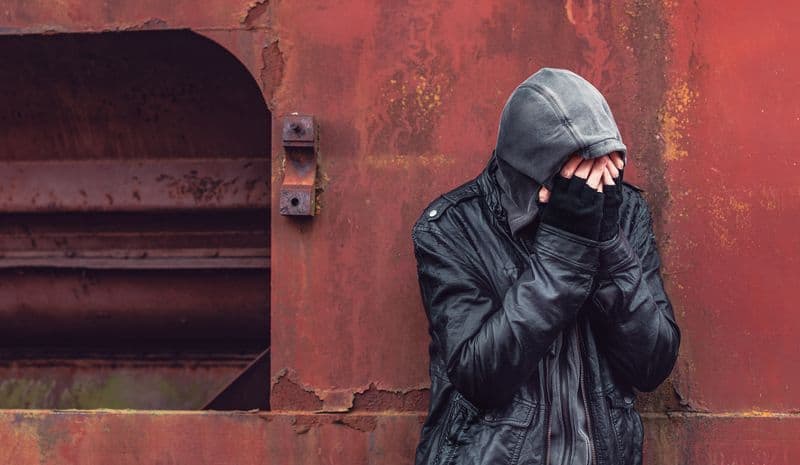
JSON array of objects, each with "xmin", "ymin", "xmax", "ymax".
[
  {"xmin": 494, "ymin": 67, "xmax": 627, "ymax": 236},
  {"xmin": 493, "ymin": 68, "xmax": 627, "ymax": 465}
]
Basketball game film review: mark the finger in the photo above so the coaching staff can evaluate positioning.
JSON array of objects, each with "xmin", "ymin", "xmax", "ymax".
[
  {"xmin": 585, "ymin": 158, "xmax": 606, "ymax": 189},
  {"xmin": 573, "ymin": 158, "xmax": 594, "ymax": 179},
  {"xmin": 606, "ymin": 159, "xmax": 620, "ymax": 179},
  {"xmin": 559, "ymin": 154, "xmax": 583, "ymax": 178},
  {"xmin": 538, "ymin": 186, "xmax": 550, "ymax": 204},
  {"xmin": 610, "ymin": 152, "xmax": 625, "ymax": 169},
  {"xmin": 602, "ymin": 166, "xmax": 616, "ymax": 186}
]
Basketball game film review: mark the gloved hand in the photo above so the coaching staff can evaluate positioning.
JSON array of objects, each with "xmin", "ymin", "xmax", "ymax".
[
  {"xmin": 599, "ymin": 154, "xmax": 625, "ymax": 242},
  {"xmin": 539, "ymin": 171, "xmax": 604, "ymax": 241},
  {"xmin": 599, "ymin": 167, "xmax": 623, "ymax": 241}
]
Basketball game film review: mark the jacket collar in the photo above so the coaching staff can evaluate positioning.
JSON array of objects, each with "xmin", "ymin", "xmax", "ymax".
[{"xmin": 475, "ymin": 152, "xmax": 508, "ymax": 230}]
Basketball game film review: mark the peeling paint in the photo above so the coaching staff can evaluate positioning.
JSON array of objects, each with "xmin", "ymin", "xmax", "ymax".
[
  {"xmin": 122, "ymin": 18, "xmax": 169, "ymax": 31},
  {"xmin": 351, "ymin": 382, "xmax": 429, "ymax": 412},
  {"xmin": 271, "ymin": 370, "xmax": 429, "ymax": 413},
  {"xmin": 242, "ymin": 0, "xmax": 269, "ymax": 29},
  {"xmin": 260, "ymin": 40, "xmax": 285, "ymax": 110},
  {"xmin": 270, "ymin": 369, "xmax": 324, "ymax": 412}
]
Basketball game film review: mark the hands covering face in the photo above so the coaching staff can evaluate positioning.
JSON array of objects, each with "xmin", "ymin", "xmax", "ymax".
[
  {"xmin": 538, "ymin": 152, "xmax": 624, "ymax": 202},
  {"xmin": 537, "ymin": 152, "xmax": 625, "ymax": 241}
]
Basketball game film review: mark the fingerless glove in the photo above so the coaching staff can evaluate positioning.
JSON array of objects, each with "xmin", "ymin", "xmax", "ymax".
[
  {"xmin": 539, "ymin": 175, "xmax": 604, "ymax": 241},
  {"xmin": 599, "ymin": 168, "xmax": 623, "ymax": 242}
]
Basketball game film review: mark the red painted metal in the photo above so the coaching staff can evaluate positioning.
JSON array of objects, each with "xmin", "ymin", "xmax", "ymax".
[
  {"xmin": 0, "ymin": 25, "xmax": 270, "ymax": 411},
  {"xmin": 0, "ymin": 268, "xmax": 268, "ymax": 346},
  {"xmin": 0, "ymin": 159, "xmax": 268, "ymax": 212},
  {"xmin": 0, "ymin": 0, "xmax": 795, "ymax": 463},
  {"xmin": 0, "ymin": 357, "xmax": 250, "ymax": 409},
  {"xmin": 0, "ymin": 411, "xmax": 796, "ymax": 465}
]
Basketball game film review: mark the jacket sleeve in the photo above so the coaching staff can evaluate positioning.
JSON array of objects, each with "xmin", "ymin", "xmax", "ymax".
[
  {"xmin": 590, "ymin": 194, "xmax": 681, "ymax": 392},
  {"xmin": 413, "ymin": 222, "xmax": 599, "ymax": 409}
]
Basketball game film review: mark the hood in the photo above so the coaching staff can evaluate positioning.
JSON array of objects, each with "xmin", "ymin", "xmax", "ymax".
[{"xmin": 493, "ymin": 67, "xmax": 627, "ymax": 235}]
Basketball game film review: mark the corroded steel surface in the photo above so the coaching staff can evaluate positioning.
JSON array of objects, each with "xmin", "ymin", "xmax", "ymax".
[
  {"xmin": 0, "ymin": 268, "xmax": 268, "ymax": 345},
  {"xmin": 0, "ymin": 412, "xmax": 797, "ymax": 465},
  {"xmin": 279, "ymin": 115, "xmax": 318, "ymax": 216},
  {"xmin": 658, "ymin": 0, "xmax": 800, "ymax": 415},
  {"xmin": 0, "ymin": 9, "xmax": 271, "ymax": 414},
  {"xmin": 0, "ymin": 0, "xmax": 796, "ymax": 463},
  {"xmin": 0, "ymin": 358, "xmax": 249, "ymax": 409},
  {"xmin": 0, "ymin": 159, "xmax": 268, "ymax": 212},
  {"xmin": 0, "ymin": 31, "xmax": 268, "ymax": 161},
  {"xmin": 268, "ymin": 0, "xmax": 677, "ymax": 406}
]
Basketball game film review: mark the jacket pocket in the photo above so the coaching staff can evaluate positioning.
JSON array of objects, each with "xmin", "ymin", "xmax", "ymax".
[
  {"xmin": 436, "ymin": 391, "xmax": 537, "ymax": 465},
  {"xmin": 433, "ymin": 391, "xmax": 474, "ymax": 465},
  {"xmin": 606, "ymin": 390, "xmax": 643, "ymax": 465}
]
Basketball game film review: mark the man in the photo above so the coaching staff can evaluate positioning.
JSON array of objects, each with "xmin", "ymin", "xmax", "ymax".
[{"xmin": 411, "ymin": 68, "xmax": 680, "ymax": 465}]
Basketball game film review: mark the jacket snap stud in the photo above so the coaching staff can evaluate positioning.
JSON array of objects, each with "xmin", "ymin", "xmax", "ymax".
[{"xmin": 429, "ymin": 209, "xmax": 438, "ymax": 217}]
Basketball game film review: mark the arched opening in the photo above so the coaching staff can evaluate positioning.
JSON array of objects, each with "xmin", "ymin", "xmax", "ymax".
[{"xmin": 0, "ymin": 30, "xmax": 270, "ymax": 409}]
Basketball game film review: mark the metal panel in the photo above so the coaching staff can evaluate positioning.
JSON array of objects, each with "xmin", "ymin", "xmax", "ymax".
[
  {"xmin": 0, "ymin": 159, "xmax": 268, "ymax": 212},
  {"xmin": 0, "ymin": 268, "xmax": 268, "ymax": 346}
]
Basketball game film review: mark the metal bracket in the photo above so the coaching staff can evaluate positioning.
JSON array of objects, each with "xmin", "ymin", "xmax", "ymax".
[{"xmin": 280, "ymin": 114, "xmax": 318, "ymax": 216}]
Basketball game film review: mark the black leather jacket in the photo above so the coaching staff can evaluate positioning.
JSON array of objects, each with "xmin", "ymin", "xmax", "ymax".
[{"xmin": 411, "ymin": 158, "xmax": 680, "ymax": 465}]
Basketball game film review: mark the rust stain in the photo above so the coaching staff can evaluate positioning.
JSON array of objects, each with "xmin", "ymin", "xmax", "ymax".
[
  {"xmin": 708, "ymin": 194, "xmax": 734, "ymax": 248},
  {"xmin": 376, "ymin": 71, "xmax": 453, "ymax": 153},
  {"xmin": 365, "ymin": 2, "xmax": 457, "ymax": 156},
  {"xmin": 155, "ymin": 171, "xmax": 238, "ymax": 203},
  {"xmin": 616, "ymin": 0, "xmax": 672, "ymax": 229},
  {"xmin": 363, "ymin": 153, "xmax": 454, "ymax": 170},
  {"xmin": 759, "ymin": 185, "xmax": 779, "ymax": 211},
  {"xmin": 659, "ymin": 78, "xmax": 698, "ymax": 161},
  {"xmin": 671, "ymin": 382, "xmax": 705, "ymax": 412},
  {"xmin": 563, "ymin": 0, "xmax": 611, "ymax": 85},
  {"xmin": 706, "ymin": 193, "xmax": 752, "ymax": 249},
  {"xmin": 332, "ymin": 415, "xmax": 378, "ymax": 433}
]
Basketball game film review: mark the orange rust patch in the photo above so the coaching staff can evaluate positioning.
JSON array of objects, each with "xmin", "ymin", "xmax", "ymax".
[{"xmin": 660, "ymin": 78, "xmax": 698, "ymax": 162}]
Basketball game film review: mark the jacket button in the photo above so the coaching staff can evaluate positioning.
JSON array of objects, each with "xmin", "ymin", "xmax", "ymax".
[
  {"xmin": 624, "ymin": 396, "xmax": 633, "ymax": 404},
  {"xmin": 428, "ymin": 209, "xmax": 438, "ymax": 217}
]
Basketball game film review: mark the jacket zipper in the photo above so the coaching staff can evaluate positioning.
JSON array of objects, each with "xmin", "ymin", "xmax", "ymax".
[
  {"xmin": 576, "ymin": 323, "xmax": 598, "ymax": 465},
  {"xmin": 544, "ymin": 358, "xmax": 552, "ymax": 465},
  {"xmin": 492, "ymin": 204, "xmax": 553, "ymax": 465},
  {"xmin": 509, "ymin": 227, "xmax": 552, "ymax": 465}
]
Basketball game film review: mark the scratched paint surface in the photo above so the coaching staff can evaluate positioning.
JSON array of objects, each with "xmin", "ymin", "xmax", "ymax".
[{"xmin": 0, "ymin": 0, "xmax": 797, "ymax": 463}]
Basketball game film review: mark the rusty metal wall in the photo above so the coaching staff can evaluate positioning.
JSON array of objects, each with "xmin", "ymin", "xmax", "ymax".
[
  {"xmin": 0, "ymin": 0, "xmax": 797, "ymax": 463},
  {"xmin": 0, "ymin": 29, "xmax": 270, "ymax": 408}
]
